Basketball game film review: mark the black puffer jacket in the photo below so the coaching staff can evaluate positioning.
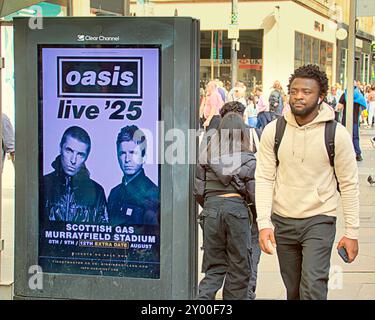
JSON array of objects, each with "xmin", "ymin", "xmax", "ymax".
[
  {"xmin": 194, "ymin": 151, "xmax": 256, "ymax": 209},
  {"xmin": 43, "ymin": 156, "xmax": 108, "ymax": 224}
]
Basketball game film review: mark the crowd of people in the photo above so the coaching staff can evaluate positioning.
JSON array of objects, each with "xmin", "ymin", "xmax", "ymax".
[
  {"xmin": 195, "ymin": 64, "xmax": 375, "ymax": 300},
  {"xmin": 199, "ymin": 74, "xmax": 375, "ymax": 166},
  {"xmin": 199, "ymin": 78, "xmax": 289, "ymax": 133}
]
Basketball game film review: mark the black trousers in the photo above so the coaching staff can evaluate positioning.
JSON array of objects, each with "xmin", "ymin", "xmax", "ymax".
[
  {"xmin": 198, "ymin": 196, "xmax": 252, "ymax": 300},
  {"xmin": 272, "ymin": 213, "xmax": 336, "ymax": 300}
]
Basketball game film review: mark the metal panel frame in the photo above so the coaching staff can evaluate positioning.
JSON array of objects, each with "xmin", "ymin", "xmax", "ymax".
[{"xmin": 14, "ymin": 16, "xmax": 199, "ymax": 300}]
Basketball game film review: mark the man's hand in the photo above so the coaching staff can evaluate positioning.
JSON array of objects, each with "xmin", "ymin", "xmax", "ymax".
[
  {"xmin": 259, "ymin": 228, "xmax": 277, "ymax": 255},
  {"xmin": 337, "ymin": 237, "xmax": 359, "ymax": 263}
]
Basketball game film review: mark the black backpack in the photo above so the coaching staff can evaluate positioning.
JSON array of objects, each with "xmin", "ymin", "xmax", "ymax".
[{"xmin": 274, "ymin": 117, "xmax": 339, "ymax": 191}]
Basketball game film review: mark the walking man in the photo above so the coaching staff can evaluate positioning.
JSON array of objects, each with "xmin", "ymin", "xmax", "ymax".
[{"xmin": 255, "ymin": 65, "xmax": 360, "ymax": 300}]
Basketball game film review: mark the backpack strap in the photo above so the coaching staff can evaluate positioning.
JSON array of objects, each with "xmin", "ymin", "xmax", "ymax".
[
  {"xmin": 324, "ymin": 120, "xmax": 337, "ymax": 167},
  {"xmin": 274, "ymin": 116, "xmax": 287, "ymax": 167},
  {"xmin": 274, "ymin": 118, "xmax": 338, "ymax": 169},
  {"xmin": 252, "ymin": 128, "xmax": 260, "ymax": 153},
  {"xmin": 249, "ymin": 128, "xmax": 260, "ymax": 153},
  {"xmin": 325, "ymin": 120, "xmax": 340, "ymax": 193}
]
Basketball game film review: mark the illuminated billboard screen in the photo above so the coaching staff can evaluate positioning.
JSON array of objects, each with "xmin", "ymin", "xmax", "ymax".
[{"xmin": 38, "ymin": 45, "xmax": 160, "ymax": 279}]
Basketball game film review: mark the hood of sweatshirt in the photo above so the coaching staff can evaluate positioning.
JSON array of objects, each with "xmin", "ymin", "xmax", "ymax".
[
  {"xmin": 284, "ymin": 102, "xmax": 335, "ymax": 128},
  {"xmin": 282, "ymin": 103, "xmax": 334, "ymax": 165}
]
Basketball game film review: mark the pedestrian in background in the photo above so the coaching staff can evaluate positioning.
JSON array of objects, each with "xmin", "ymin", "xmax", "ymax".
[
  {"xmin": 336, "ymin": 83, "xmax": 367, "ymax": 161},
  {"xmin": 199, "ymin": 80, "xmax": 224, "ymax": 132},
  {"xmin": 256, "ymin": 65, "xmax": 360, "ymax": 300},
  {"xmin": 227, "ymin": 81, "xmax": 246, "ymax": 103},
  {"xmin": 194, "ymin": 111, "xmax": 256, "ymax": 300},
  {"xmin": 244, "ymin": 95, "xmax": 258, "ymax": 128},
  {"xmin": 255, "ymin": 86, "xmax": 272, "ymax": 131},
  {"xmin": 1, "ymin": 113, "xmax": 15, "ymax": 172},
  {"xmin": 269, "ymin": 80, "xmax": 286, "ymax": 118},
  {"xmin": 366, "ymin": 85, "xmax": 375, "ymax": 128},
  {"xmin": 214, "ymin": 78, "xmax": 228, "ymax": 103},
  {"xmin": 325, "ymin": 85, "xmax": 342, "ymax": 122},
  {"xmin": 219, "ymin": 101, "xmax": 262, "ymax": 299}
]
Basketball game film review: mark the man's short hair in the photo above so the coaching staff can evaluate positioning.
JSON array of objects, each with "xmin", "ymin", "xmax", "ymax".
[
  {"xmin": 116, "ymin": 125, "xmax": 147, "ymax": 157},
  {"xmin": 288, "ymin": 64, "xmax": 329, "ymax": 97},
  {"xmin": 60, "ymin": 126, "xmax": 91, "ymax": 156},
  {"xmin": 220, "ymin": 101, "xmax": 246, "ymax": 117}
]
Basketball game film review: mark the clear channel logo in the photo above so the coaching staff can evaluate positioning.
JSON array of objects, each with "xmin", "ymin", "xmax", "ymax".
[{"xmin": 76, "ymin": 34, "xmax": 120, "ymax": 42}]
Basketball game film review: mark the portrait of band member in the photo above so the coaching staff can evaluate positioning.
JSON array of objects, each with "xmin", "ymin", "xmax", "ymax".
[
  {"xmin": 108, "ymin": 125, "xmax": 160, "ymax": 227},
  {"xmin": 43, "ymin": 126, "xmax": 108, "ymax": 224}
]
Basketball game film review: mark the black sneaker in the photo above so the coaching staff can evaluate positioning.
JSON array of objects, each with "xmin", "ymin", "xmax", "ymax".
[
  {"xmin": 368, "ymin": 175, "xmax": 375, "ymax": 186},
  {"xmin": 356, "ymin": 154, "xmax": 363, "ymax": 161}
]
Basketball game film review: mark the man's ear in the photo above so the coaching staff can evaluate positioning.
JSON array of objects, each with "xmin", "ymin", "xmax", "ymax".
[{"xmin": 318, "ymin": 95, "xmax": 325, "ymax": 104}]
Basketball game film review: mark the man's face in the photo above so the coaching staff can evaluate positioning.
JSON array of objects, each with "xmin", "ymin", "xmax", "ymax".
[
  {"xmin": 117, "ymin": 141, "xmax": 144, "ymax": 176},
  {"xmin": 60, "ymin": 136, "xmax": 89, "ymax": 176},
  {"xmin": 289, "ymin": 78, "xmax": 321, "ymax": 117}
]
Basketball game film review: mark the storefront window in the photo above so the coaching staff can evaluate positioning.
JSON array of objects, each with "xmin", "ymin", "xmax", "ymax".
[
  {"xmin": 304, "ymin": 36, "xmax": 311, "ymax": 64},
  {"xmin": 295, "ymin": 32, "xmax": 303, "ymax": 69},
  {"xmin": 361, "ymin": 53, "xmax": 370, "ymax": 84},
  {"xmin": 320, "ymin": 41, "xmax": 327, "ymax": 68},
  {"xmin": 200, "ymin": 29, "xmax": 263, "ymax": 91},
  {"xmin": 312, "ymin": 38, "xmax": 319, "ymax": 65},
  {"xmin": 295, "ymin": 32, "xmax": 333, "ymax": 85}
]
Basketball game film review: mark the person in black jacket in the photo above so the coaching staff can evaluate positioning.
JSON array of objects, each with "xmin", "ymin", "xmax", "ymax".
[
  {"xmin": 108, "ymin": 125, "xmax": 159, "ymax": 227},
  {"xmin": 43, "ymin": 126, "xmax": 108, "ymax": 223},
  {"xmin": 219, "ymin": 100, "xmax": 262, "ymax": 300},
  {"xmin": 194, "ymin": 112, "xmax": 256, "ymax": 300}
]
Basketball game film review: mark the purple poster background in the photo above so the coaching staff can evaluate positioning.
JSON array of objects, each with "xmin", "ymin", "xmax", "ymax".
[{"xmin": 39, "ymin": 46, "xmax": 160, "ymax": 278}]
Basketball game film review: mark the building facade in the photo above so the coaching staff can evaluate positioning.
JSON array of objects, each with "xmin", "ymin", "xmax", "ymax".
[
  {"xmin": 131, "ymin": 0, "xmax": 374, "ymax": 95},
  {"xmin": 331, "ymin": 0, "xmax": 375, "ymax": 86}
]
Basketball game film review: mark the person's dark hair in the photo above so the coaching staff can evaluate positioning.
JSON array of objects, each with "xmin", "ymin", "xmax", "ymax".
[
  {"xmin": 220, "ymin": 101, "xmax": 246, "ymax": 117},
  {"xmin": 208, "ymin": 112, "xmax": 250, "ymax": 158},
  {"xmin": 288, "ymin": 64, "xmax": 329, "ymax": 97},
  {"xmin": 60, "ymin": 126, "xmax": 91, "ymax": 156},
  {"xmin": 116, "ymin": 125, "xmax": 147, "ymax": 157}
]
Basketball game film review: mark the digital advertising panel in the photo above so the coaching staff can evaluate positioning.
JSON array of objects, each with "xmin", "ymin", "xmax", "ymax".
[{"xmin": 38, "ymin": 45, "xmax": 160, "ymax": 279}]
